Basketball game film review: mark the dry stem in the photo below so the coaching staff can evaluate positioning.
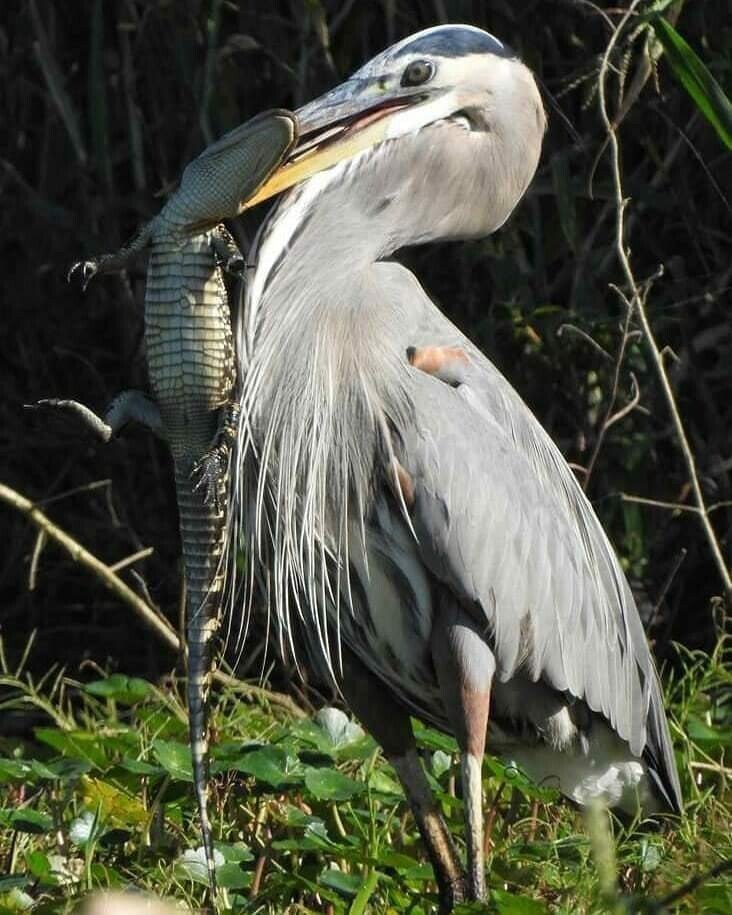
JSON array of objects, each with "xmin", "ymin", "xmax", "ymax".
[
  {"xmin": 0, "ymin": 481, "xmax": 306, "ymax": 719},
  {"xmin": 597, "ymin": 2, "xmax": 732, "ymax": 601}
]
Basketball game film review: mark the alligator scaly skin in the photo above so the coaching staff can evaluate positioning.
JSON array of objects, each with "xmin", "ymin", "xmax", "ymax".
[
  {"xmin": 147, "ymin": 229, "xmax": 235, "ymax": 893},
  {"xmin": 52, "ymin": 111, "xmax": 298, "ymax": 903}
]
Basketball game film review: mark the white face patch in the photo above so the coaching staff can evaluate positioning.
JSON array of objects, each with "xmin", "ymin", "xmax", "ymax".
[{"xmin": 249, "ymin": 166, "xmax": 339, "ymax": 314}]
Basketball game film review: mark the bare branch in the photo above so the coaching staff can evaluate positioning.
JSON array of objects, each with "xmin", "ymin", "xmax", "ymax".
[
  {"xmin": 0, "ymin": 481, "xmax": 179, "ymax": 650},
  {"xmin": 597, "ymin": 4, "xmax": 732, "ymax": 601},
  {"xmin": 0, "ymin": 481, "xmax": 307, "ymax": 719},
  {"xmin": 620, "ymin": 493, "xmax": 698, "ymax": 514},
  {"xmin": 108, "ymin": 546, "xmax": 155, "ymax": 574}
]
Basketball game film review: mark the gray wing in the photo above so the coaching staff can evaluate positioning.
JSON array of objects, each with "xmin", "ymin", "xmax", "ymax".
[{"xmin": 390, "ymin": 275, "xmax": 681, "ymax": 811}]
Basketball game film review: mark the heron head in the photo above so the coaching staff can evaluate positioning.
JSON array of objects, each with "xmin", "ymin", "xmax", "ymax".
[{"xmin": 243, "ymin": 25, "xmax": 546, "ymax": 247}]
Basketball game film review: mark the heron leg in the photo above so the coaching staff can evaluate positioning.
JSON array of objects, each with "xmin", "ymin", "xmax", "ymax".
[
  {"xmin": 407, "ymin": 345, "xmax": 470, "ymax": 387},
  {"xmin": 336, "ymin": 646, "xmax": 466, "ymax": 912},
  {"xmin": 431, "ymin": 598, "xmax": 495, "ymax": 901}
]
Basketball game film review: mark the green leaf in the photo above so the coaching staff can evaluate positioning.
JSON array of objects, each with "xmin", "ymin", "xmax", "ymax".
[
  {"xmin": 491, "ymin": 888, "xmax": 548, "ymax": 914},
  {"xmin": 0, "ymin": 808, "xmax": 54, "ymax": 834},
  {"xmin": 216, "ymin": 863, "xmax": 252, "ymax": 890},
  {"xmin": 84, "ymin": 675, "xmax": 151, "ymax": 705},
  {"xmin": 686, "ymin": 716, "xmax": 732, "ymax": 748},
  {"xmin": 319, "ymin": 867, "xmax": 362, "ymax": 896},
  {"xmin": 119, "ymin": 758, "xmax": 164, "ymax": 776},
  {"xmin": 0, "ymin": 878, "xmax": 30, "ymax": 894},
  {"xmin": 696, "ymin": 882, "xmax": 732, "ymax": 915},
  {"xmin": 232, "ymin": 746, "xmax": 301, "ymax": 788},
  {"xmin": 152, "ymin": 739, "xmax": 193, "ymax": 782},
  {"xmin": 651, "ymin": 17, "xmax": 732, "ymax": 149},
  {"xmin": 304, "ymin": 767, "xmax": 364, "ymax": 801},
  {"xmin": 367, "ymin": 768, "xmax": 403, "ymax": 797},
  {"xmin": 0, "ymin": 760, "xmax": 31, "ymax": 782},
  {"xmin": 412, "ymin": 722, "xmax": 458, "ymax": 754},
  {"xmin": 32, "ymin": 758, "xmax": 92, "ymax": 781},
  {"xmin": 81, "ymin": 776, "xmax": 148, "ymax": 825},
  {"xmin": 214, "ymin": 842, "xmax": 254, "ymax": 863},
  {"xmin": 34, "ymin": 728, "xmax": 108, "ymax": 768},
  {"xmin": 176, "ymin": 847, "xmax": 225, "ymax": 885},
  {"xmin": 23, "ymin": 851, "xmax": 54, "ymax": 884},
  {"xmin": 313, "ymin": 707, "xmax": 365, "ymax": 748}
]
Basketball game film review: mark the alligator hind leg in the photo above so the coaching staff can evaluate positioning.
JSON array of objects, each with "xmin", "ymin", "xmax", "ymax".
[
  {"xmin": 35, "ymin": 390, "xmax": 162, "ymax": 442},
  {"xmin": 192, "ymin": 401, "xmax": 240, "ymax": 510}
]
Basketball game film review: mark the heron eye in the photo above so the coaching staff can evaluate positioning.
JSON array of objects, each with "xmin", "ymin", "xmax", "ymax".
[{"xmin": 401, "ymin": 59, "xmax": 435, "ymax": 87}]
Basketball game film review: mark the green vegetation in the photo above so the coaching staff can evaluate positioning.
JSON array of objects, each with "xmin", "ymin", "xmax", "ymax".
[
  {"xmin": 1, "ymin": 633, "xmax": 729, "ymax": 914},
  {"xmin": 2, "ymin": 1, "xmax": 731, "ymax": 912}
]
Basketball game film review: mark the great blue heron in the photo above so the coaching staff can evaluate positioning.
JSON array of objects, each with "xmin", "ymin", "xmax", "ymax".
[{"xmin": 225, "ymin": 23, "xmax": 682, "ymax": 911}]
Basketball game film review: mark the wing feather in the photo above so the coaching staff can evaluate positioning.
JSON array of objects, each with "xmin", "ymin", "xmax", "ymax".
[{"xmin": 398, "ymin": 348, "xmax": 680, "ymax": 810}]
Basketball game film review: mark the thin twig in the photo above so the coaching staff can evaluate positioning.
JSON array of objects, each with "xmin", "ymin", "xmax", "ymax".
[
  {"xmin": 648, "ymin": 548, "xmax": 687, "ymax": 631},
  {"xmin": 108, "ymin": 546, "xmax": 154, "ymax": 574},
  {"xmin": 213, "ymin": 669, "xmax": 307, "ymax": 719},
  {"xmin": 1, "ymin": 480, "xmax": 308, "ymax": 719},
  {"xmin": 620, "ymin": 493, "xmax": 698, "ymax": 514},
  {"xmin": 603, "ymin": 371, "xmax": 641, "ymax": 430},
  {"xmin": 597, "ymin": 3, "xmax": 732, "ymax": 601},
  {"xmin": 657, "ymin": 859, "xmax": 732, "ymax": 909},
  {"xmin": 582, "ymin": 302, "xmax": 636, "ymax": 491},
  {"xmin": 1, "ymin": 481, "xmax": 178, "ymax": 648},
  {"xmin": 29, "ymin": 530, "xmax": 47, "ymax": 591}
]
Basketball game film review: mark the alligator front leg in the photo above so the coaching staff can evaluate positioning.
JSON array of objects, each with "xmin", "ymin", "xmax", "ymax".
[
  {"xmin": 191, "ymin": 402, "xmax": 240, "ymax": 510},
  {"xmin": 211, "ymin": 225, "xmax": 245, "ymax": 278},
  {"xmin": 36, "ymin": 390, "xmax": 162, "ymax": 442},
  {"xmin": 69, "ymin": 223, "xmax": 154, "ymax": 290}
]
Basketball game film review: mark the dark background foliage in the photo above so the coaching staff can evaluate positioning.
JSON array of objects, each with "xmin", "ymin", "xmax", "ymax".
[{"xmin": 1, "ymin": 0, "xmax": 730, "ymax": 683}]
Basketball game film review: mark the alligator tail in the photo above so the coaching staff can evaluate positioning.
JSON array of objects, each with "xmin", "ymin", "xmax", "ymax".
[{"xmin": 175, "ymin": 464, "xmax": 225, "ymax": 902}]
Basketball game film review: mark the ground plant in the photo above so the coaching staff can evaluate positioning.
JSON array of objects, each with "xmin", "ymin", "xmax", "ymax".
[{"xmin": 1, "ymin": 1, "xmax": 730, "ymax": 912}]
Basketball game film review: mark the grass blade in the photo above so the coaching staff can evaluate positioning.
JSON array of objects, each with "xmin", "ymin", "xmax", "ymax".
[
  {"xmin": 651, "ymin": 16, "xmax": 732, "ymax": 149},
  {"xmin": 348, "ymin": 869, "xmax": 379, "ymax": 915}
]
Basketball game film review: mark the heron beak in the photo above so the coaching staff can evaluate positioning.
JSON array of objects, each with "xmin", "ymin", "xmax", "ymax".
[{"xmin": 239, "ymin": 89, "xmax": 428, "ymax": 211}]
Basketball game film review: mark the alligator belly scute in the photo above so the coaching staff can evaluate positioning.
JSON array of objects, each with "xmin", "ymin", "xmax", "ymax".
[{"xmin": 145, "ymin": 235, "xmax": 236, "ymax": 456}]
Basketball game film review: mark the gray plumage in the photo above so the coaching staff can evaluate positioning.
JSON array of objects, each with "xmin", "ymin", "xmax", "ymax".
[{"xmin": 229, "ymin": 25, "xmax": 681, "ymax": 910}]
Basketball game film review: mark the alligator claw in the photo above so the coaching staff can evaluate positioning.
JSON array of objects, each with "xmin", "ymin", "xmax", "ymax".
[
  {"xmin": 192, "ymin": 448, "xmax": 227, "ymax": 511},
  {"xmin": 223, "ymin": 253, "xmax": 245, "ymax": 278},
  {"xmin": 67, "ymin": 259, "xmax": 99, "ymax": 290}
]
